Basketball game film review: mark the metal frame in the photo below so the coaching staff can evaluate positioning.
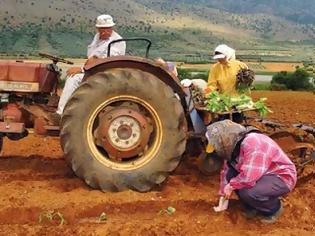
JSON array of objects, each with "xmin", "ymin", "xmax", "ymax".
[{"xmin": 107, "ymin": 38, "xmax": 152, "ymax": 58}]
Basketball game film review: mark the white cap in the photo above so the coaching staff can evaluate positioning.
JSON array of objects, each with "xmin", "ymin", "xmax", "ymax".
[
  {"xmin": 181, "ymin": 79, "xmax": 193, "ymax": 87},
  {"xmin": 213, "ymin": 54, "xmax": 226, "ymax": 60},
  {"xmin": 95, "ymin": 14, "xmax": 115, "ymax": 28},
  {"xmin": 213, "ymin": 44, "xmax": 236, "ymax": 60}
]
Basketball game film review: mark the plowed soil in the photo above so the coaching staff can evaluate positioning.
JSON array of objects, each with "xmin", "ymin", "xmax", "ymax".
[{"xmin": 0, "ymin": 91, "xmax": 314, "ymax": 236}]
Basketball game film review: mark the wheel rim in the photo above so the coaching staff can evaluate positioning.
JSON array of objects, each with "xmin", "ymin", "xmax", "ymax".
[
  {"xmin": 98, "ymin": 107, "xmax": 152, "ymax": 159},
  {"xmin": 86, "ymin": 95, "xmax": 163, "ymax": 171}
]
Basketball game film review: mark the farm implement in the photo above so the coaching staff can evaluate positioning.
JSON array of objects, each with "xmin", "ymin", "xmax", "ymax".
[{"xmin": 189, "ymin": 83, "xmax": 315, "ymax": 177}]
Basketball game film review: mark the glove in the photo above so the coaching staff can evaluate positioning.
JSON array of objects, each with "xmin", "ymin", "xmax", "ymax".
[
  {"xmin": 213, "ymin": 196, "xmax": 229, "ymax": 212},
  {"xmin": 223, "ymin": 183, "xmax": 234, "ymax": 199}
]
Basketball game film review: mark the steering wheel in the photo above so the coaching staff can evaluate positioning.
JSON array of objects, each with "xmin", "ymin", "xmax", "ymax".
[{"xmin": 39, "ymin": 52, "xmax": 74, "ymax": 65}]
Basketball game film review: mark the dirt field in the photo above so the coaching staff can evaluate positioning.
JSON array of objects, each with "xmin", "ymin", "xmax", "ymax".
[
  {"xmin": 0, "ymin": 91, "xmax": 314, "ymax": 235},
  {"xmin": 256, "ymin": 62, "xmax": 303, "ymax": 72}
]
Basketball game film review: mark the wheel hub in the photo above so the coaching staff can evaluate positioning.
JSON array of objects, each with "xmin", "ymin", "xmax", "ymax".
[
  {"xmin": 117, "ymin": 125, "xmax": 132, "ymax": 140},
  {"xmin": 108, "ymin": 116, "xmax": 141, "ymax": 149},
  {"xmin": 97, "ymin": 108, "xmax": 152, "ymax": 159}
]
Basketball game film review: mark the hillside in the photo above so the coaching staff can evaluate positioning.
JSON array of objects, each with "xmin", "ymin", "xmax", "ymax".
[
  {"xmin": 0, "ymin": 0, "xmax": 314, "ymax": 61},
  {"xmin": 183, "ymin": 0, "xmax": 315, "ymax": 24}
]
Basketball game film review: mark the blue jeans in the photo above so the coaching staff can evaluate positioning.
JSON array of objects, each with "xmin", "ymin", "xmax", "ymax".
[{"xmin": 227, "ymin": 168, "xmax": 290, "ymax": 216}]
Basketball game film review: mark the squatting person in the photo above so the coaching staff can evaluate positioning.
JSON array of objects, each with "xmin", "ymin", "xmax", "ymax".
[{"xmin": 206, "ymin": 120, "xmax": 297, "ymax": 223}]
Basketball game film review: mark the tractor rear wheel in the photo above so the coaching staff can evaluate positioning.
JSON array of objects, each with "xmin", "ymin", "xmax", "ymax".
[{"xmin": 60, "ymin": 69, "xmax": 187, "ymax": 192}]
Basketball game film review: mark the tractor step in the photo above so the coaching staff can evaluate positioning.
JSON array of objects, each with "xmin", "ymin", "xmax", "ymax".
[
  {"xmin": 43, "ymin": 125, "xmax": 60, "ymax": 131},
  {"xmin": 34, "ymin": 117, "xmax": 60, "ymax": 135},
  {"xmin": 0, "ymin": 122, "xmax": 24, "ymax": 133}
]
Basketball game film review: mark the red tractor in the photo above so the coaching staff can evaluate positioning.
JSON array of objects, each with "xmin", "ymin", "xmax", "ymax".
[
  {"xmin": 0, "ymin": 39, "xmax": 314, "ymax": 192},
  {"xmin": 0, "ymin": 53, "xmax": 74, "ymax": 143}
]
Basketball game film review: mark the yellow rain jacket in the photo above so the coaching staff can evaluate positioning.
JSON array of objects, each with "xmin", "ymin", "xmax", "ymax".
[{"xmin": 207, "ymin": 60, "xmax": 248, "ymax": 95}]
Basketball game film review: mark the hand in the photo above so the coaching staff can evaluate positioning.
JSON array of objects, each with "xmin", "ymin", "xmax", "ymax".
[
  {"xmin": 204, "ymin": 87, "xmax": 212, "ymax": 94},
  {"xmin": 85, "ymin": 57, "xmax": 98, "ymax": 67},
  {"xmin": 66, "ymin": 67, "xmax": 82, "ymax": 76},
  {"xmin": 213, "ymin": 196, "xmax": 229, "ymax": 212},
  {"xmin": 223, "ymin": 183, "xmax": 234, "ymax": 199}
]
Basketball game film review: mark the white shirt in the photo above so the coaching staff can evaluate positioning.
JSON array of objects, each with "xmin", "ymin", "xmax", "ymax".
[{"xmin": 87, "ymin": 31, "xmax": 126, "ymax": 58}]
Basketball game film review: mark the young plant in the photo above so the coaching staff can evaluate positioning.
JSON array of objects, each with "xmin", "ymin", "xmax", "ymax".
[
  {"xmin": 98, "ymin": 212, "xmax": 108, "ymax": 222},
  {"xmin": 205, "ymin": 91, "xmax": 271, "ymax": 117},
  {"xmin": 39, "ymin": 210, "xmax": 65, "ymax": 226},
  {"xmin": 159, "ymin": 206, "xmax": 176, "ymax": 215}
]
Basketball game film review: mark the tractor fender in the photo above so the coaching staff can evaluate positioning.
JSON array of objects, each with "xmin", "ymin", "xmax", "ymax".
[{"xmin": 83, "ymin": 56, "xmax": 185, "ymax": 98}]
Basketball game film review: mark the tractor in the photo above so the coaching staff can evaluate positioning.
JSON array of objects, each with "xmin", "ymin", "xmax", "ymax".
[{"xmin": 0, "ymin": 38, "xmax": 314, "ymax": 192}]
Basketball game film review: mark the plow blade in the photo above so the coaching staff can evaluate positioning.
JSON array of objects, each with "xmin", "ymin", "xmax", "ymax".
[
  {"xmin": 269, "ymin": 130, "xmax": 314, "ymax": 154},
  {"xmin": 269, "ymin": 130, "xmax": 315, "ymax": 174},
  {"xmin": 293, "ymin": 124, "xmax": 315, "ymax": 136},
  {"xmin": 299, "ymin": 151, "xmax": 315, "ymax": 168}
]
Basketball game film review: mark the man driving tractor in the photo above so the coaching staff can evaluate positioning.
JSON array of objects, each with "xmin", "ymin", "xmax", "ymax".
[{"xmin": 50, "ymin": 14, "xmax": 126, "ymax": 124}]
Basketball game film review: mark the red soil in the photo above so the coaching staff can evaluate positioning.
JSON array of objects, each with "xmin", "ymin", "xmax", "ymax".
[{"xmin": 0, "ymin": 91, "xmax": 314, "ymax": 235}]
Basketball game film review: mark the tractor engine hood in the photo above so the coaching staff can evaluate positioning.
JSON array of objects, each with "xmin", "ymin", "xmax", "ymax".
[{"xmin": 0, "ymin": 60, "xmax": 58, "ymax": 93}]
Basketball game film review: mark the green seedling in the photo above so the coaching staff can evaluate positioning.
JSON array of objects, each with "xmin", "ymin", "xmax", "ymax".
[
  {"xmin": 98, "ymin": 212, "xmax": 108, "ymax": 222},
  {"xmin": 205, "ymin": 91, "xmax": 271, "ymax": 117},
  {"xmin": 39, "ymin": 210, "xmax": 65, "ymax": 226},
  {"xmin": 159, "ymin": 206, "xmax": 176, "ymax": 215}
]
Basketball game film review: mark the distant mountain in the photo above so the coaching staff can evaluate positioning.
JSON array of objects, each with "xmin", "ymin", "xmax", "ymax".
[
  {"xmin": 0, "ymin": 0, "xmax": 314, "ymax": 60},
  {"xmin": 178, "ymin": 0, "xmax": 315, "ymax": 24}
]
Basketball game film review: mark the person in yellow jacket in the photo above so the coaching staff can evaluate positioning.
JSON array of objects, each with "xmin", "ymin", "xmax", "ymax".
[{"xmin": 206, "ymin": 44, "xmax": 248, "ymax": 95}]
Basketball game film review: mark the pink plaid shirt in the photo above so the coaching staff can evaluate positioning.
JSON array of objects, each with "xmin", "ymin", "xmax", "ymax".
[{"xmin": 219, "ymin": 133, "xmax": 297, "ymax": 195}]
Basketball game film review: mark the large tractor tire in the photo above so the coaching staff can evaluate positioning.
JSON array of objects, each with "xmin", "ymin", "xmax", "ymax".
[{"xmin": 60, "ymin": 69, "xmax": 187, "ymax": 192}]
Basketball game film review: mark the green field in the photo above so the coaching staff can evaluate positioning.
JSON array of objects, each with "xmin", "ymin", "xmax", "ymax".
[{"xmin": 253, "ymin": 82, "xmax": 271, "ymax": 90}]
